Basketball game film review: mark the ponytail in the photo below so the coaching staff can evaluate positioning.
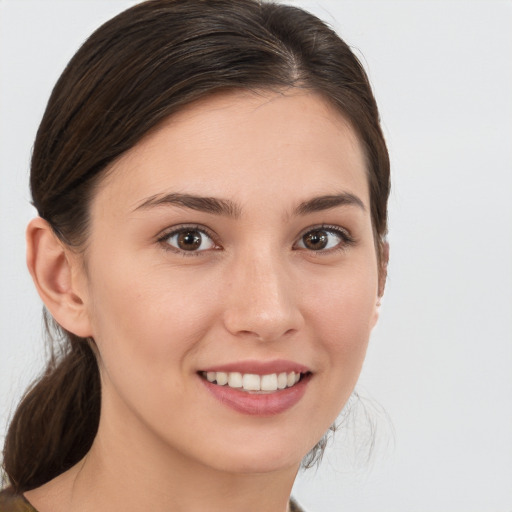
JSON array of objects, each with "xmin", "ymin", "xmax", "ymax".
[{"xmin": 2, "ymin": 311, "xmax": 100, "ymax": 493}]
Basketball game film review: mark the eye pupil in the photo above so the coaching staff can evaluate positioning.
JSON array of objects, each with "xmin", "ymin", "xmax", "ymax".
[
  {"xmin": 304, "ymin": 230, "xmax": 328, "ymax": 250},
  {"xmin": 177, "ymin": 231, "xmax": 202, "ymax": 250}
]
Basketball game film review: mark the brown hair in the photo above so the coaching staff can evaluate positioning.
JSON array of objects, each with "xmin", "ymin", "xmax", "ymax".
[{"xmin": 2, "ymin": 0, "xmax": 390, "ymax": 493}]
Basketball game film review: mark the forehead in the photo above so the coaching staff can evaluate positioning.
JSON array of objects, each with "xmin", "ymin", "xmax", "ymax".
[{"xmin": 95, "ymin": 89, "xmax": 370, "ymax": 215}]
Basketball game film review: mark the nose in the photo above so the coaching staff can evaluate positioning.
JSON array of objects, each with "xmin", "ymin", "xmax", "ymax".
[{"xmin": 222, "ymin": 250, "xmax": 304, "ymax": 342}]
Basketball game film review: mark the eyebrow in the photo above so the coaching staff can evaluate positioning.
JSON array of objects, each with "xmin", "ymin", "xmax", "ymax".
[
  {"xmin": 133, "ymin": 191, "xmax": 365, "ymax": 217},
  {"xmin": 294, "ymin": 192, "xmax": 366, "ymax": 215},
  {"xmin": 133, "ymin": 193, "xmax": 242, "ymax": 218}
]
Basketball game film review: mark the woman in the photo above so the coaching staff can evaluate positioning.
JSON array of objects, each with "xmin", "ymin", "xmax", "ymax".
[{"xmin": 0, "ymin": 0, "xmax": 389, "ymax": 510}]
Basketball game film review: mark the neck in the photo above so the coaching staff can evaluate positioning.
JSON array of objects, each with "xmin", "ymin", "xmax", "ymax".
[
  {"xmin": 26, "ymin": 400, "xmax": 300, "ymax": 512},
  {"xmin": 77, "ymin": 439, "xmax": 298, "ymax": 512}
]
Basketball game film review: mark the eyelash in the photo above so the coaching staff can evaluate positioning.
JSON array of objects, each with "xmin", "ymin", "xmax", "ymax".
[
  {"xmin": 157, "ymin": 224, "xmax": 220, "ymax": 257},
  {"xmin": 157, "ymin": 223, "xmax": 355, "ymax": 257},
  {"xmin": 295, "ymin": 224, "xmax": 355, "ymax": 255}
]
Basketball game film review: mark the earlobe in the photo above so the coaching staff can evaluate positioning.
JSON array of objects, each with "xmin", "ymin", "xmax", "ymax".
[{"xmin": 26, "ymin": 217, "xmax": 92, "ymax": 338}]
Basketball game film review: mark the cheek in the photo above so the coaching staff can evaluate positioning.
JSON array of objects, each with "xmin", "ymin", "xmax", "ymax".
[
  {"xmin": 308, "ymin": 257, "xmax": 378, "ymax": 335},
  {"xmin": 304, "ymin": 257, "xmax": 378, "ymax": 385},
  {"xmin": 316, "ymin": 293, "xmax": 373, "ymax": 382},
  {"xmin": 85, "ymin": 253, "xmax": 222, "ymax": 373},
  {"xmin": 83, "ymin": 260, "xmax": 219, "ymax": 432}
]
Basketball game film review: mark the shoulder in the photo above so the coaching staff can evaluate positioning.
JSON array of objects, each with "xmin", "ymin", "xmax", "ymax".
[{"xmin": 0, "ymin": 490, "xmax": 38, "ymax": 512}]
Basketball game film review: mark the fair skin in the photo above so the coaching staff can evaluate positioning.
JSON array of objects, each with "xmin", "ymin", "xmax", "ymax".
[{"xmin": 25, "ymin": 89, "xmax": 385, "ymax": 512}]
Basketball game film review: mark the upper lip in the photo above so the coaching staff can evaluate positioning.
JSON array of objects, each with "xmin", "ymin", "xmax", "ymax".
[{"xmin": 200, "ymin": 359, "xmax": 310, "ymax": 375}]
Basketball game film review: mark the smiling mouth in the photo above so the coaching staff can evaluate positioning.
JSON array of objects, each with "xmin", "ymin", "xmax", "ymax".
[{"xmin": 199, "ymin": 371, "xmax": 309, "ymax": 393}]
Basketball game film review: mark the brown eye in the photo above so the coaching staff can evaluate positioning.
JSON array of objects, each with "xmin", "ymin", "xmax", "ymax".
[
  {"xmin": 164, "ymin": 229, "xmax": 216, "ymax": 252},
  {"xmin": 296, "ymin": 227, "xmax": 350, "ymax": 252},
  {"xmin": 177, "ymin": 231, "xmax": 202, "ymax": 250},
  {"xmin": 303, "ymin": 230, "xmax": 329, "ymax": 250}
]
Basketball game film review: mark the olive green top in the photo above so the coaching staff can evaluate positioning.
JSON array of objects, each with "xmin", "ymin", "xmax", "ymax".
[
  {"xmin": 0, "ymin": 490, "xmax": 305, "ymax": 511},
  {"xmin": 0, "ymin": 492, "xmax": 36, "ymax": 512}
]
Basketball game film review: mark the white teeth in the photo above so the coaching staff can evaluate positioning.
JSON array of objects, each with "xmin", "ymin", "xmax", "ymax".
[
  {"xmin": 242, "ymin": 374, "xmax": 260, "ymax": 391},
  {"xmin": 204, "ymin": 370, "xmax": 304, "ymax": 391},
  {"xmin": 261, "ymin": 373, "xmax": 278, "ymax": 391},
  {"xmin": 216, "ymin": 372, "xmax": 228, "ymax": 385},
  {"xmin": 228, "ymin": 372, "xmax": 243, "ymax": 388}
]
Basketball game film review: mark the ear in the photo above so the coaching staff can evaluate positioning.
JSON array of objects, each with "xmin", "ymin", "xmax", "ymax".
[
  {"xmin": 371, "ymin": 241, "xmax": 389, "ymax": 329},
  {"xmin": 26, "ymin": 217, "xmax": 93, "ymax": 338}
]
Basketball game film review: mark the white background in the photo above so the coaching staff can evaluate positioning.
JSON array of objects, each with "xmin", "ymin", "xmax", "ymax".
[{"xmin": 1, "ymin": 1, "xmax": 511, "ymax": 510}]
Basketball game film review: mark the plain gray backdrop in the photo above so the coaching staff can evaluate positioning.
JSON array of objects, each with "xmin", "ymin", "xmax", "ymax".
[{"xmin": 1, "ymin": 1, "xmax": 511, "ymax": 510}]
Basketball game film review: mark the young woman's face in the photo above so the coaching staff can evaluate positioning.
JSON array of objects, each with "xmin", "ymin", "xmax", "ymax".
[{"xmin": 79, "ymin": 89, "xmax": 380, "ymax": 474}]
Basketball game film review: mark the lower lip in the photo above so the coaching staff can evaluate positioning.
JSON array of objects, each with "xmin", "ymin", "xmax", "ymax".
[{"xmin": 200, "ymin": 374, "xmax": 311, "ymax": 416}]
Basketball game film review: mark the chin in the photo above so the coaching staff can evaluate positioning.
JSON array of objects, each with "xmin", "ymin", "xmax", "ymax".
[
  {"xmin": 211, "ymin": 449, "xmax": 304, "ymax": 475},
  {"xmin": 192, "ymin": 429, "xmax": 321, "ymax": 476}
]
